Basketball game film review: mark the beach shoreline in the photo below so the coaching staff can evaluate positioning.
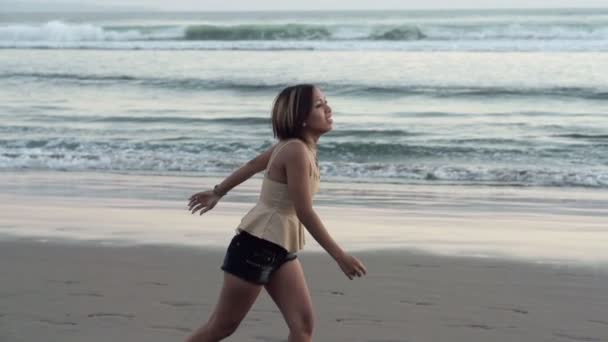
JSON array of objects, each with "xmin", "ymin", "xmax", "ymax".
[{"xmin": 1, "ymin": 170, "xmax": 608, "ymax": 267}]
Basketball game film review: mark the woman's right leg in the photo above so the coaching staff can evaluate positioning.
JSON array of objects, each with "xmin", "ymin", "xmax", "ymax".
[{"xmin": 186, "ymin": 272, "xmax": 262, "ymax": 342}]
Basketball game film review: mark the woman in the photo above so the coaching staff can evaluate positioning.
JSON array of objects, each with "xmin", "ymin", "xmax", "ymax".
[{"xmin": 186, "ymin": 84, "xmax": 367, "ymax": 342}]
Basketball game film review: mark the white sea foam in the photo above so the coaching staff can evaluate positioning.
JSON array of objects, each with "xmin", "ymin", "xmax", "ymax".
[{"xmin": 0, "ymin": 19, "xmax": 606, "ymax": 51}]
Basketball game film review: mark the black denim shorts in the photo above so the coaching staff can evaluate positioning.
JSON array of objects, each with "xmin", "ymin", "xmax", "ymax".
[{"xmin": 221, "ymin": 231, "xmax": 297, "ymax": 285}]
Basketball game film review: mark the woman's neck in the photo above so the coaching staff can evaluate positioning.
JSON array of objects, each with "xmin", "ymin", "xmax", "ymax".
[{"xmin": 301, "ymin": 132, "xmax": 319, "ymax": 151}]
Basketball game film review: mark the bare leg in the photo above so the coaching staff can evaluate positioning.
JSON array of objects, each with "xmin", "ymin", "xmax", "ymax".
[
  {"xmin": 186, "ymin": 272, "xmax": 262, "ymax": 342},
  {"xmin": 265, "ymin": 259, "xmax": 314, "ymax": 342}
]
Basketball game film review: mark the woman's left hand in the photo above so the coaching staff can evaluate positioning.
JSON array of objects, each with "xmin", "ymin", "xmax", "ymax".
[{"xmin": 188, "ymin": 190, "xmax": 221, "ymax": 215}]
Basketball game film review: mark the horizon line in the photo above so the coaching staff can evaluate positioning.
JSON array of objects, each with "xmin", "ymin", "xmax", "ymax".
[{"xmin": 4, "ymin": 7, "xmax": 608, "ymax": 13}]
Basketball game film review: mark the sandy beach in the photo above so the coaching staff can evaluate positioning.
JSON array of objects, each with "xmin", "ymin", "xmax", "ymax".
[
  {"xmin": 1, "ymin": 171, "xmax": 608, "ymax": 341},
  {"xmin": 1, "ymin": 240, "xmax": 607, "ymax": 342}
]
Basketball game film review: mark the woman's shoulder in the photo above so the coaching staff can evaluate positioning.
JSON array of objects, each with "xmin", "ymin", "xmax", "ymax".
[
  {"xmin": 274, "ymin": 139, "xmax": 309, "ymax": 160},
  {"xmin": 275, "ymin": 138, "xmax": 306, "ymax": 150}
]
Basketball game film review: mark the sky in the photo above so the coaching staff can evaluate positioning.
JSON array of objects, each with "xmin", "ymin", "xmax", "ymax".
[{"xmin": 4, "ymin": 0, "xmax": 608, "ymax": 12}]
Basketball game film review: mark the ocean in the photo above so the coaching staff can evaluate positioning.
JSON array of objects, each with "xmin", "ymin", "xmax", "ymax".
[
  {"xmin": 1, "ymin": 9, "xmax": 608, "ymax": 263},
  {"xmin": 1, "ymin": 9, "xmax": 607, "ymax": 189}
]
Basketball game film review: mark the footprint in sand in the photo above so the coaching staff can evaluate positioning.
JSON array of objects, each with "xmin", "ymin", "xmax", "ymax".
[
  {"xmin": 335, "ymin": 317, "xmax": 383, "ymax": 326},
  {"xmin": 144, "ymin": 281, "xmax": 169, "ymax": 286},
  {"xmin": 149, "ymin": 325, "xmax": 192, "ymax": 333},
  {"xmin": 159, "ymin": 300, "xmax": 204, "ymax": 308},
  {"xmin": 448, "ymin": 323, "xmax": 516, "ymax": 331},
  {"xmin": 69, "ymin": 292, "xmax": 104, "ymax": 298},
  {"xmin": 465, "ymin": 324, "xmax": 494, "ymax": 330},
  {"xmin": 553, "ymin": 332, "xmax": 602, "ymax": 341},
  {"xmin": 487, "ymin": 305, "xmax": 529, "ymax": 314},
  {"xmin": 447, "ymin": 323, "xmax": 494, "ymax": 330},
  {"xmin": 313, "ymin": 290, "xmax": 345, "ymax": 296},
  {"xmin": 87, "ymin": 313, "xmax": 135, "ymax": 319},
  {"xmin": 38, "ymin": 318, "xmax": 78, "ymax": 326},
  {"xmin": 47, "ymin": 280, "xmax": 80, "ymax": 285},
  {"xmin": 405, "ymin": 263, "xmax": 440, "ymax": 268},
  {"xmin": 588, "ymin": 319, "xmax": 608, "ymax": 326},
  {"xmin": 399, "ymin": 299, "xmax": 435, "ymax": 306}
]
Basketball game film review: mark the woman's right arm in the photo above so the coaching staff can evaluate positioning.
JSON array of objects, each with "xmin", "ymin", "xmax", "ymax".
[
  {"xmin": 211, "ymin": 144, "xmax": 276, "ymax": 196},
  {"xmin": 284, "ymin": 143, "xmax": 367, "ymax": 279},
  {"xmin": 188, "ymin": 145, "xmax": 275, "ymax": 215}
]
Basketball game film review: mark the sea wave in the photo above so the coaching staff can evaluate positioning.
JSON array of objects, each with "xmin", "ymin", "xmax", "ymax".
[
  {"xmin": 184, "ymin": 24, "xmax": 333, "ymax": 40},
  {"xmin": 1, "ymin": 21, "xmax": 607, "ymax": 42},
  {"xmin": 1, "ymin": 145, "xmax": 606, "ymax": 188},
  {"xmin": 3, "ymin": 72, "xmax": 607, "ymax": 100},
  {"xmin": 8, "ymin": 114, "xmax": 270, "ymax": 126},
  {"xmin": 554, "ymin": 134, "xmax": 608, "ymax": 140}
]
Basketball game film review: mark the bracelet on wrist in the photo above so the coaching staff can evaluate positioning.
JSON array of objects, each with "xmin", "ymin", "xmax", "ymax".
[{"xmin": 213, "ymin": 185, "xmax": 226, "ymax": 197}]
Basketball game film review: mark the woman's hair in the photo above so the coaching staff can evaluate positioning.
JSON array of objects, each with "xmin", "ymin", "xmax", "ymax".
[{"xmin": 271, "ymin": 84, "xmax": 315, "ymax": 141}]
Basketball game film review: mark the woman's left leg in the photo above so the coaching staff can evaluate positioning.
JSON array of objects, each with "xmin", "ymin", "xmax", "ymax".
[{"xmin": 264, "ymin": 259, "xmax": 314, "ymax": 342}]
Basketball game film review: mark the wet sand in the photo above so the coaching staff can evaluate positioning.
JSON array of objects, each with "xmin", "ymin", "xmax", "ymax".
[{"xmin": 1, "ymin": 240, "xmax": 607, "ymax": 342}]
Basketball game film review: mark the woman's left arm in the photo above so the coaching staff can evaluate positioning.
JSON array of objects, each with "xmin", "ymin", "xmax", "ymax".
[{"xmin": 188, "ymin": 144, "xmax": 275, "ymax": 215}]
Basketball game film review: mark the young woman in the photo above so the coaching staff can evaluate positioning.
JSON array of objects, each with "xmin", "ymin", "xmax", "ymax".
[{"xmin": 186, "ymin": 84, "xmax": 367, "ymax": 342}]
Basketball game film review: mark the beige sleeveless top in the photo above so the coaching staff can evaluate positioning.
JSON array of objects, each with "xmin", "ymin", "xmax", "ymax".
[{"xmin": 236, "ymin": 139, "xmax": 320, "ymax": 252}]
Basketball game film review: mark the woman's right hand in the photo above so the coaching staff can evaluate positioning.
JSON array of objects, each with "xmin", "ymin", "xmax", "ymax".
[
  {"xmin": 335, "ymin": 253, "xmax": 367, "ymax": 280},
  {"xmin": 188, "ymin": 190, "xmax": 221, "ymax": 215}
]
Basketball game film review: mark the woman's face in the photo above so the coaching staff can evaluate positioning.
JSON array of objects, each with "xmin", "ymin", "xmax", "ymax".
[{"xmin": 304, "ymin": 87, "xmax": 333, "ymax": 135}]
